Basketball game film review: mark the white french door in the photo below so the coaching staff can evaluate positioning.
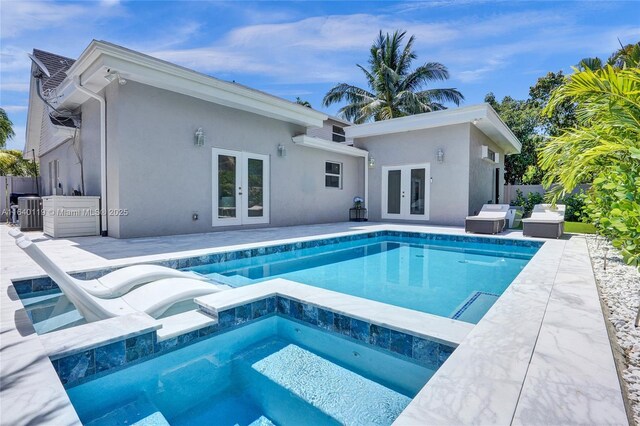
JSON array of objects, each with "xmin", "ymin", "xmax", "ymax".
[
  {"xmin": 212, "ymin": 148, "xmax": 270, "ymax": 226},
  {"xmin": 381, "ymin": 163, "xmax": 430, "ymax": 221}
]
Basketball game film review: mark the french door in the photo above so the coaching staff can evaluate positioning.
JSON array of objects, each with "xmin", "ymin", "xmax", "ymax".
[
  {"xmin": 381, "ymin": 163, "xmax": 430, "ymax": 220},
  {"xmin": 212, "ymin": 148, "xmax": 270, "ymax": 226}
]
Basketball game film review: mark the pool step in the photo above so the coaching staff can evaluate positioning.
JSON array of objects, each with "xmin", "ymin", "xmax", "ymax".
[
  {"xmin": 451, "ymin": 291, "xmax": 500, "ymax": 323},
  {"xmin": 156, "ymin": 310, "xmax": 217, "ymax": 341},
  {"xmin": 206, "ymin": 272, "xmax": 254, "ymax": 287},
  {"xmin": 85, "ymin": 396, "xmax": 170, "ymax": 426},
  {"xmin": 33, "ymin": 310, "xmax": 84, "ymax": 334},
  {"xmin": 251, "ymin": 344, "xmax": 410, "ymax": 425},
  {"xmin": 248, "ymin": 415, "xmax": 276, "ymax": 426}
]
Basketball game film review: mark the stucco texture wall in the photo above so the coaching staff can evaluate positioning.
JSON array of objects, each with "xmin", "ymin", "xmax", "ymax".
[
  {"xmin": 37, "ymin": 98, "xmax": 102, "ymax": 199},
  {"xmin": 354, "ymin": 123, "xmax": 471, "ymax": 226},
  {"xmin": 468, "ymin": 124, "xmax": 505, "ymax": 216},
  {"xmin": 105, "ymin": 81, "xmax": 363, "ymax": 238}
]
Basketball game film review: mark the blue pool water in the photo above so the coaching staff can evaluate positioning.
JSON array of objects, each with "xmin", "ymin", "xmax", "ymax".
[
  {"xmin": 67, "ymin": 316, "xmax": 433, "ymax": 425},
  {"xmin": 189, "ymin": 235, "xmax": 538, "ymax": 323}
]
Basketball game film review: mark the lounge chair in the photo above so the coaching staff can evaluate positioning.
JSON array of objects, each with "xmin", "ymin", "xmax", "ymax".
[
  {"xmin": 14, "ymin": 236, "xmax": 226, "ymax": 322},
  {"xmin": 465, "ymin": 204, "xmax": 510, "ymax": 234},
  {"xmin": 522, "ymin": 204, "xmax": 565, "ymax": 239},
  {"xmin": 8, "ymin": 228, "xmax": 208, "ymax": 298}
]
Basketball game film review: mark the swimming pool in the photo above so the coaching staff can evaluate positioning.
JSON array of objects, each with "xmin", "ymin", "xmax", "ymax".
[
  {"xmin": 188, "ymin": 234, "xmax": 540, "ymax": 323},
  {"xmin": 66, "ymin": 316, "xmax": 434, "ymax": 425},
  {"xmin": 16, "ymin": 231, "xmax": 541, "ymax": 333}
]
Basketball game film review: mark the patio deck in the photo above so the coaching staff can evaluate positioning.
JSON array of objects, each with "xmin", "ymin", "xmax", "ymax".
[{"xmin": 0, "ymin": 222, "xmax": 628, "ymax": 425}]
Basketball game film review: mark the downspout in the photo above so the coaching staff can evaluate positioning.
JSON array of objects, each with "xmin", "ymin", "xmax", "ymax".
[
  {"xmin": 364, "ymin": 154, "xmax": 369, "ymax": 211},
  {"xmin": 73, "ymin": 77, "xmax": 107, "ymax": 236}
]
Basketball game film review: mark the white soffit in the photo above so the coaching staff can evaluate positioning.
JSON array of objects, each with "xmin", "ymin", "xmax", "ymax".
[
  {"xmin": 55, "ymin": 41, "xmax": 328, "ymax": 128},
  {"xmin": 292, "ymin": 135, "xmax": 368, "ymax": 157},
  {"xmin": 344, "ymin": 104, "xmax": 521, "ymax": 154}
]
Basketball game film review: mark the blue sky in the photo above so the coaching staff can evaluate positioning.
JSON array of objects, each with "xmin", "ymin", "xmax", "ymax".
[{"xmin": 1, "ymin": 0, "xmax": 638, "ymax": 151}]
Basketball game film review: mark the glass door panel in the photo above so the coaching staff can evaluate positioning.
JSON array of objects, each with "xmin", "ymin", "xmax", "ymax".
[
  {"xmin": 247, "ymin": 158, "xmax": 263, "ymax": 217},
  {"xmin": 410, "ymin": 168, "xmax": 425, "ymax": 215},
  {"xmin": 217, "ymin": 154, "xmax": 238, "ymax": 219},
  {"xmin": 387, "ymin": 169, "xmax": 402, "ymax": 215},
  {"xmin": 242, "ymin": 153, "xmax": 269, "ymax": 224}
]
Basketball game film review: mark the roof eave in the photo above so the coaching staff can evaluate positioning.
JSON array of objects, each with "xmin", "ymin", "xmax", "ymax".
[
  {"xmin": 344, "ymin": 104, "xmax": 521, "ymax": 154},
  {"xmin": 56, "ymin": 40, "xmax": 327, "ymax": 128}
]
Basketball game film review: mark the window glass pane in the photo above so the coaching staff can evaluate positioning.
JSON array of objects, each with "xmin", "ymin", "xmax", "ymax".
[
  {"xmin": 325, "ymin": 162, "xmax": 341, "ymax": 174},
  {"xmin": 387, "ymin": 170, "xmax": 401, "ymax": 214},
  {"xmin": 247, "ymin": 158, "xmax": 263, "ymax": 217},
  {"xmin": 325, "ymin": 175, "xmax": 340, "ymax": 188},
  {"xmin": 410, "ymin": 168, "xmax": 425, "ymax": 215},
  {"xmin": 218, "ymin": 155, "xmax": 236, "ymax": 218}
]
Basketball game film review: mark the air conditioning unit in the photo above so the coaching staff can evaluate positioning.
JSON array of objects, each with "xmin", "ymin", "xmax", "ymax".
[
  {"xmin": 18, "ymin": 197, "xmax": 43, "ymax": 231},
  {"xmin": 481, "ymin": 145, "xmax": 500, "ymax": 163}
]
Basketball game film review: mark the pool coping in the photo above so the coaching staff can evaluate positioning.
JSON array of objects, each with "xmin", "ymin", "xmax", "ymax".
[{"xmin": 0, "ymin": 223, "xmax": 628, "ymax": 425}]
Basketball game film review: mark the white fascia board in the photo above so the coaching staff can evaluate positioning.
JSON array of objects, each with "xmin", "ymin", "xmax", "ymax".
[
  {"xmin": 24, "ymin": 76, "xmax": 44, "ymax": 159},
  {"xmin": 344, "ymin": 105, "xmax": 488, "ymax": 138},
  {"xmin": 344, "ymin": 104, "xmax": 521, "ymax": 154},
  {"xmin": 292, "ymin": 135, "xmax": 369, "ymax": 158},
  {"xmin": 57, "ymin": 41, "xmax": 328, "ymax": 128}
]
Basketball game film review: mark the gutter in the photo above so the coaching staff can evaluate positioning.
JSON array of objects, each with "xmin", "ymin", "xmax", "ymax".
[{"xmin": 73, "ymin": 77, "xmax": 107, "ymax": 236}]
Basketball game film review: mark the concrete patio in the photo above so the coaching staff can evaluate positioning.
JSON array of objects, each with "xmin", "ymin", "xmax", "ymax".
[{"xmin": 0, "ymin": 222, "xmax": 629, "ymax": 425}]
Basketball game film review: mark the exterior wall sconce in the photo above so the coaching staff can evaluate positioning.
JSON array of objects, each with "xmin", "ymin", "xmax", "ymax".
[
  {"xmin": 277, "ymin": 144, "xmax": 287, "ymax": 157},
  {"xmin": 194, "ymin": 128, "xmax": 205, "ymax": 146},
  {"xmin": 436, "ymin": 148, "xmax": 445, "ymax": 164},
  {"xmin": 368, "ymin": 156, "xmax": 375, "ymax": 168}
]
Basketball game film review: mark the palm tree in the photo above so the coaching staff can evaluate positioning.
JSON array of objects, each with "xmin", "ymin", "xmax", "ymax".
[
  {"xmin": 539, "ymin": 64, "xmax": 640, "ymax": 267},
  {"xmin": 323, "ymin": 30, "xmax": 463, "ymax": 123},
  {"xmin": 0, "ymin": 108, "xmax": 15, "ymax": 148}
]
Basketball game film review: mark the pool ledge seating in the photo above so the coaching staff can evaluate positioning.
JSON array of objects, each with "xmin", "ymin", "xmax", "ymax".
[{"xmin": 12, "ymin": 234, "xmax": 226, "ymax": 323}]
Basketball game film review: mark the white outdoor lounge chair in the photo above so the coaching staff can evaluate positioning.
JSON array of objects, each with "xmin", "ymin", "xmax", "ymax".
[
  {"xmin": 14, "ymin": 236, "xmax": 226, "ymax": 322},
  {"xmin": 465, "ymin": 204, "xmax": 510, "ymax": 234},
  {"xmin": 522, "ymin": 204, "xmax": 566, "ymax": 239},
  {"xmin": 8, "ymin": 228, "xmax": 207, "ymax": 298}
]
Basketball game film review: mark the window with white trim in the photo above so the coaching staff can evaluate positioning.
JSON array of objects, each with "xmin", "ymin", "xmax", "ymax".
[
  {"xmin": 325, "ymin": 161, "xmax": 342, "ymax": 189},
  {"xmin": 332, "ymin": 125, "xmax": 346, "ymax": 142}
]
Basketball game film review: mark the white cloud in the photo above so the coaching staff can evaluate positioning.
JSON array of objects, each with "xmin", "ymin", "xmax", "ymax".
[
  {"xmin": 0, "ymin": 1, "xmax": 88, "ymax": 39},
  {"xmin": 1, "ymin": 105, "xmax": 28, "ymax": 112},
  {"xmin": 0, "ymin": 82, "xmax": 30, "ymax": 92}
]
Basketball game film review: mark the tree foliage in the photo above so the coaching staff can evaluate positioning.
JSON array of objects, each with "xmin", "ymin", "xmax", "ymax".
[
  {"xmin": 485, "ymin": 93, "xmax": 544, "ymax": 184},
  {"xmin": 0, "ymin": 149, "xmax": 38, "ymax": 177},
  {"xmin": 0, "ymin": 108, "xmax": 15, "ymax": 149},
  {"xmin": 539, "ymin": 64, "xmax": 640, "ymax": 267},
  {"xmin": 295, "ymin": 97, "xmax": 312, "ymax": 108},
  {"xmin": 323, "ymin": 30, "xmax": 463, "ymax": 123}
]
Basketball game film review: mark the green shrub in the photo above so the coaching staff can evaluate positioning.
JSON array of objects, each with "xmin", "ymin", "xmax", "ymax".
[
  {"xmin": 560, "ymin": 191, "xmax": 587, "ymax": 222},
  {"xmin": 511, "ymin": 189, "xmax": 544, "ymax": 216}
]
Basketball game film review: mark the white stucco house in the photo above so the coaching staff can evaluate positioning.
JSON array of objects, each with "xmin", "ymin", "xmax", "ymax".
[{"xmin": 24, "ymin": 40, "xmax": 520, "ymax": 238}]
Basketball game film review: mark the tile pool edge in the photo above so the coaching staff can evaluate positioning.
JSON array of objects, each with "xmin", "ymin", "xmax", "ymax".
[
  {"xmin": 393, "ymin": 236, "xmax": 628, "ymax": 425},
  {"xmin": 47, "ymin": 292, "xmax": 457, "ymax": 388},
  {"xmin": 10, "ymin": 230, "xmax": 542, "ymax": 298},
  {"xmin": 195, "ymin": 278, "xmax": 473, "ymax": 347}
]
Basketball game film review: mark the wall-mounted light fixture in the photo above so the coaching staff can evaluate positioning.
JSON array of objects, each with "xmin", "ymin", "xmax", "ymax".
[
  {"xmin": 105, "ymin": 70, "xmax": 127, "ymax": 85},
  {"xmin": 368, "ymin": 156, "xmax": 375, "ymax": 168},
  {"xmin": 277, "ymin": 144, "xmax": 287, "ymax": 157},
  {"xmin": 472, "ymin": 118, "xmax": 481, "ymax": 125},
  {"xmin": 194, "ymin": 128, "xmax": 205, "ymax": 146},
  {"xmin": 436, "ymin": 148, "xmax": 445, "ymax": 164}
]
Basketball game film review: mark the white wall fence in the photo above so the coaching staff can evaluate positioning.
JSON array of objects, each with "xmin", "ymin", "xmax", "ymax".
[
  {"xmin": 1, "ymin": 176, "xmax": 42, "ymax": 222},
  {"xmin": 504, "ymin": 184, "xmax": 591, "ymax": 205}
]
